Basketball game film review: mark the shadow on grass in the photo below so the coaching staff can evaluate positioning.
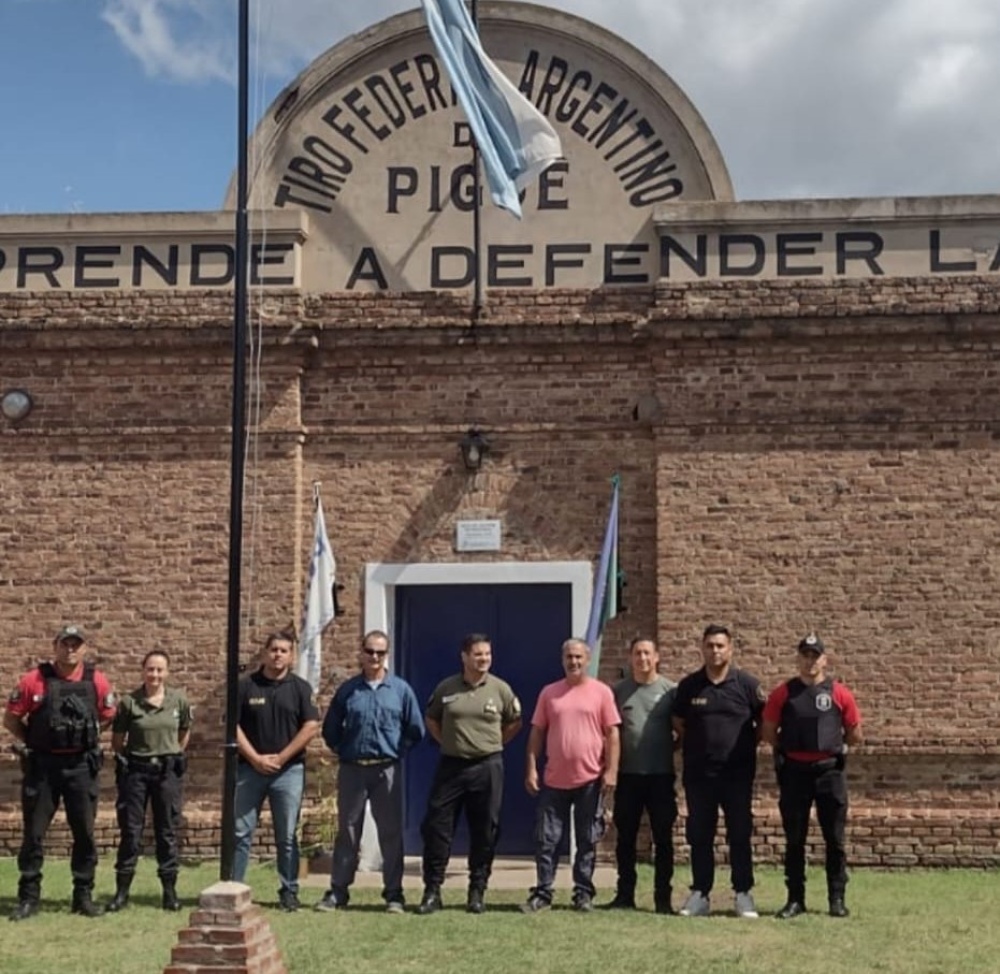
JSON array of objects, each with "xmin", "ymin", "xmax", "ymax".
[{"xmin": 102, "ymin": 893, "xmax": 180, "ymax": 910}]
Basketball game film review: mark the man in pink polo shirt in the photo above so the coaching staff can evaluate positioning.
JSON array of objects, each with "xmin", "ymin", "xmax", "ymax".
[{"xmin": 521, "ymin": 638, "xmax": 620, "ymax": 913}]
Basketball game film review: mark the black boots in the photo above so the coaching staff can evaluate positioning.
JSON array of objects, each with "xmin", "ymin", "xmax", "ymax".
[
  {"xmin": 71, "ymin": 890, "xmax": 105, "ymax": 918},
  {"xmin": 605, "ymin": 893, "xmax": 637, "ymax": 910},
  {"xmin": 777, "ymin": 900, "xmax": 807, "ymax": 919},
  {"xmin": 829, "ymin": 896, "xmax": 850, "ymax": 918},
  {"xmin": 417, "ymin": 888, "xmax": 443, "ymax": 914},
  {"xmin": 9, "ymin": 900, "xmax": 38, "ymax": 922},
  {"xmin": 162, "ymin": 880, "xmax": 182, "ymax": 912},
  {"xmin": 107, "ymin": 875, "xmax": 181, "ymax": 912},
  {"xmin": 106, "ymin": 875, "xmax": 133, "ymax": 913}
]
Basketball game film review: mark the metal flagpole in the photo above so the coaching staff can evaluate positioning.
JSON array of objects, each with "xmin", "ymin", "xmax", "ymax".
[
  {"xmin": 220, "ymin": 0, "xmax": 251, "ymax": 882},
  {"xmin": 471, "ymin": 0, "xmax": 483, "ymax": 318}
]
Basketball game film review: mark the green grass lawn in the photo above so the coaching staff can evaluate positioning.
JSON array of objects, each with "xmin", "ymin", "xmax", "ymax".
[{"xmin": 0, "ymin": 859, "xmax": 997, "ymax": 974}]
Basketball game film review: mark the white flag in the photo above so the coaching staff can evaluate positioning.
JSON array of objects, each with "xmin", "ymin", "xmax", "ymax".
[
  {"xmin": 296, "ymin": 497, "xmax": 336, "ymax": 692},
  {"xmin": 421, "ymin": 0, "xmax": 563, "ymax": 218}
]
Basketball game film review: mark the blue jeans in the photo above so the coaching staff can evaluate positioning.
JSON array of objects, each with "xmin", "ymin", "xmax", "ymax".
[
  {"xmin": 531, "ymin": 779, "xmax": 604, "ymax": 902},
  {"xmin": 233, "ymin": 762, "xmax": 305, "ymax": 894}
]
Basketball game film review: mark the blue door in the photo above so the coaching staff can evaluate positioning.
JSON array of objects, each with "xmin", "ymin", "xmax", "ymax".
[{"xmin": 396, "ymin": 582, "xmax": 571, "ymax": 856}]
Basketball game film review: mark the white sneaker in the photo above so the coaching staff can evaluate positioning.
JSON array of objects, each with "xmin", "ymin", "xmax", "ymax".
[
  {"xmin": 735, "ymin": 891, "xmax": 759, "ymax": 918},
  {"xmin": 679, "ymin": 891, "xmax": 710, "ymax": 917}
]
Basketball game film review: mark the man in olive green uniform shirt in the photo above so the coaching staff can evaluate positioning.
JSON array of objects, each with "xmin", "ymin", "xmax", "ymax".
[
  {"xmin": 608, "ymin": 638, "xmax": 677, "ymax": 914},
  {"xmin": 418, "ymin": 633, "xmax": 521, "ymax": 915}
]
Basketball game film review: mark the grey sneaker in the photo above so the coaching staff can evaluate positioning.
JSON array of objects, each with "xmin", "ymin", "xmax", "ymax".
[
  {"xmin": 278, "ymin": 890, "xmax": 300, "ymax": 913},
  {"xmin": 679, "ymin": 891, "xmax": 710, "ymax": 917},
  {"xmin": 314, "ymin": 889, "xmax": 346, "ymax": 912},
  {"xmin": 520, "ymin": 894, "xmax": 552, "ymax": 914},
  {"xmin": 385, "ymin": 900, "xmax": 405, "ymax": 915},
  {"xmin": 735, "ymin": 891, "xmax": 759, "ymax": 918}
]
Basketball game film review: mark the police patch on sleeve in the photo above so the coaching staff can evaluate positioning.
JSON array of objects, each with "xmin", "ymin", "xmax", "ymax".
[
  {"xmin": 104, "ymin": 693, "xmax": 117, "ymax": 709},
  {"xmin": 511, "ymin": 696, "xmax": 522, "ymax": 716}
]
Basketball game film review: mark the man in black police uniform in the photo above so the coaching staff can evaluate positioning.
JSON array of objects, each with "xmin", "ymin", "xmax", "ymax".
[
  {"xmin": 672, "ymin": 624, "xmax": 764, "ymax": 919},
  {"xmin": 3, "ymin": 625, "xmax": 117, "ymax": 920},
  {"xmin": 762, "ymin": 634, "xmax": 863, "ymax": 919},
  {"xmin": 418, "ymin": 633, "xmax": 522, "ymax": 915}
]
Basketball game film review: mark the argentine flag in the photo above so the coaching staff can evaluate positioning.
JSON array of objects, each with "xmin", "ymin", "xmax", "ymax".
[
  {"xmin": 421, "ymin": 0, "xmax": 563, "ymax": 218},
  {"xmin": 297, "ymin": 496, "xmax": 336, "ymax": 692},
  {"xmin": 584, "ymin": 475, "xmax": 621, "ymax": 677}
]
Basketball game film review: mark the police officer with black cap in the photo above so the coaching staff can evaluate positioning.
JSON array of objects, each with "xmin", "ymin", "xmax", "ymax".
[
  {"xmin": 3, "ymin": 625, "xmax": 117, "ymax": 920},
  {"xmin": 762, "ymin": 633, "xmax": 862, "ymax": 919}
]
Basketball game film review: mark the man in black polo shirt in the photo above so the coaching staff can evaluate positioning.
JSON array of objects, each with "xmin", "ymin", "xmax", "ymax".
[
  {"xmin": 233, "ymin": 630, "xmax": 320, "ymax": 912},
  {"xmin": 672, "ymin": 624, "xmax": 764, "ymax": 919}
]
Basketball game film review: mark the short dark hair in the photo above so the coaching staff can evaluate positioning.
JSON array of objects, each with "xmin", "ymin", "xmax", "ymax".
[
  {"xmin": 629, "ymin": 637, "xmax": 658, "ymax": 652},
  {"xmin": 141, "ymin": 650, "xmax": 170, "ymax": 668},
  {"xmin": 702, "ymin": 624, "xmax": 731, "ymax": 640},
  {"xmin": 461, "ymin": 633, "xmax": 491, "ymax": 654},
  {"xmin": 264, "ymin": 629, "xmax": 296, "ymax": 650}
]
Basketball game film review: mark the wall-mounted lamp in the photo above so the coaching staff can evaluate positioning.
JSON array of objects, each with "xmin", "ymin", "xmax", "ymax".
[
  {"xmin": 459, "ymin": 428, "xmax": 489, "ymax": 471},
  {"xmin": 1, "ymin": 389, "xmax": 34, "ymax": 425}
]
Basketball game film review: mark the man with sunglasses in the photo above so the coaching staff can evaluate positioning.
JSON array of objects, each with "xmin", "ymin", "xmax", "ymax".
[
  {"xmin": 762, "ymin": 634, "xmax": 862, "ymax": 920},
  {"xmin": 316, "ymin": 630, "xmax": 424, "ymax": 914}
]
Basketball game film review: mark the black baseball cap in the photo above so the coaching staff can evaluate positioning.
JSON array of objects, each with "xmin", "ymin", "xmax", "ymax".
[
  {"xmin": 797, "ymin": 634, "xmax": 825, "ymax": 655},
  {"xmin": 54, "ymin": 625, "xmax": 86, "ymax": 643}
]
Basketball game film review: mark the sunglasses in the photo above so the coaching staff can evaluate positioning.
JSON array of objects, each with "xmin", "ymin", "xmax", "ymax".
[{"xmin": 362, "ymin": 648, "xmax": 388, "ymax": 657}]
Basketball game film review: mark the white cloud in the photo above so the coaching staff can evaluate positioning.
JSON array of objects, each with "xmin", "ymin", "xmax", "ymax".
[
  {"xmin": 101, "ymin": 0, "xmax": 234, "ymax": 83},
  {"xmin": 97, "ymin": 0, "xmax": 1000, "ymax": 199}
]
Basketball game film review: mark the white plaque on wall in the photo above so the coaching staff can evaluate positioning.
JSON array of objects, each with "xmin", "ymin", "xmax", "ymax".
[{"xmin": 455, "ymin": 520, "xmax": 502, "ymax": 552}]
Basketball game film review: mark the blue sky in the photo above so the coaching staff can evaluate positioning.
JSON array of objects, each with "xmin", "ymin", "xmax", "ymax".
[
  {"xmin": 3, "ymin": 0, "xmax": 1000, "ymax": 215},
  {"xmin": 1, "ymin": 1, "xmax": 241, "ymax": 213}
]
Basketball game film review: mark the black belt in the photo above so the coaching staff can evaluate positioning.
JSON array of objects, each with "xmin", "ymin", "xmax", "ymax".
[
  {"xmin": 786, "ymin": 755, "xmax": 842, "ymax": 771},
  {"xmin": 351, "ymin": 757, "xmax": 396, "ymax": 767},
  {"xmin": 129, "ymin": 754, "xmax": 179, "ymax": 768},
  {"xmin": 442, "ymin": 751, "xmax": 502, "ymax": 763}
]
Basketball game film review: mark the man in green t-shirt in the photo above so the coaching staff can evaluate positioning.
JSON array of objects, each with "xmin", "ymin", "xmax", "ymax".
[
  {"xmin": 417, "ymin": 633, "xmax": 521, "ymax": 915},
  {"xmin": 607, "ymin": 638, "xmax": 677, "ymax": 914}
]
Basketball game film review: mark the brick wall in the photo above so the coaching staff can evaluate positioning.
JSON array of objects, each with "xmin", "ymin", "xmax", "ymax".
[{"xmin": 1, "ymin": 281, "xmax": 998, "ymax": 866}]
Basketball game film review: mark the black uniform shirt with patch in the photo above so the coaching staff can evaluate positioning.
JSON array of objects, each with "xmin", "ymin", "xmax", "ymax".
[
  {"xmin": 236, "ymin": 668, "xmax": 319, "ymax": 765},
  {"xmin": 674, "ymin": 666, "xmax": 763, "ymax": 776}
]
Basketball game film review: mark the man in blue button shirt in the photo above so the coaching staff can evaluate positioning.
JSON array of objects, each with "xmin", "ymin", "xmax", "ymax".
[{"xmin": 315, "ymin": 630, "xmax": 424, "ymax": 913}]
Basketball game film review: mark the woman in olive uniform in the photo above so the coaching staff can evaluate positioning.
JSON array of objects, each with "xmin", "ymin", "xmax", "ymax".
[{"xmin": 107, "ymin": 650, "xmax": 192, "ymax": 912}]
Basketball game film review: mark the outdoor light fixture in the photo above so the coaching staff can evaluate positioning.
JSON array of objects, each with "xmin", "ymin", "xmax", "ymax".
[
  {"xmin": 459, "ymin": 428, "xmax": 489, "ymax": 471},
  {"xmin": 1, "ymin": 389, "xmax": 34, "ymax": 424}
]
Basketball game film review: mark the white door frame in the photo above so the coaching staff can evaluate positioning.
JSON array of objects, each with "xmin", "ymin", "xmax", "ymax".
[{"xmin": 363, "ymin": 561, "xmax": 594, "ymax": 644}]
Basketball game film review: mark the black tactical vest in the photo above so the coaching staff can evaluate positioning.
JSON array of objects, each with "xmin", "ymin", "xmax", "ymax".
[
  {"xmin": 25, "ymin": 662, "xmax": 100, "ymax": 753},
  {"xmin": 779, "ymin": 678, "xmax": 844, "ymax": 754}
]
